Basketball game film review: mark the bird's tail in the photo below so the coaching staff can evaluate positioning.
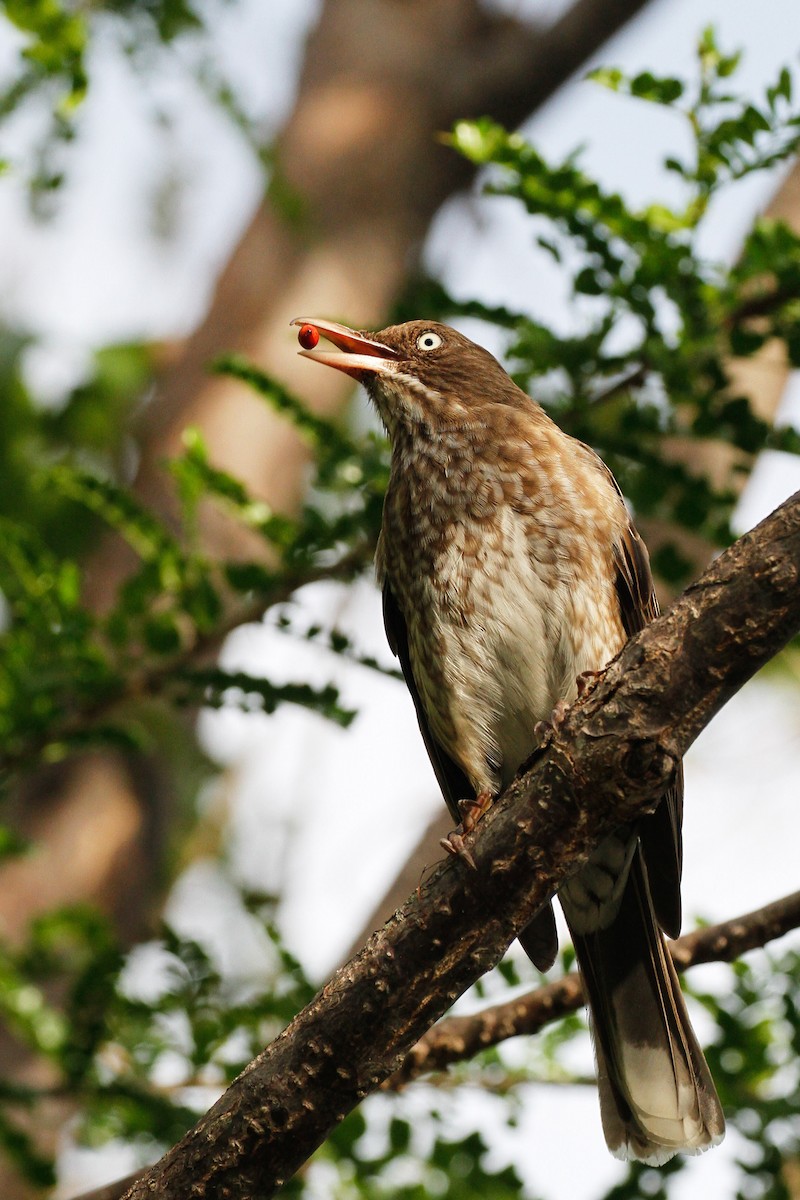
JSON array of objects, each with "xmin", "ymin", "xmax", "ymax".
[{"xmin": 565, "ymin": 851, "xmax": 725, "ymax": 1164}]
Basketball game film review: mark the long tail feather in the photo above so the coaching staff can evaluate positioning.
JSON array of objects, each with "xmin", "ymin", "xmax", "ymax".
[{"xmin": 563, "ymin": 849, "xmax": 724, "ymax": 1163}]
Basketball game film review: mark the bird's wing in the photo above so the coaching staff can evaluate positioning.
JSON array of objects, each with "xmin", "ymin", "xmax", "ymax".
[
  {"xmin": 382, "ymin": 578, "xmax": 558, "ymax": 970},
  {"xmin": 579, "ymin": 445, "xmax": 658, "ymax": 632},
  {"xmin": 611, "ymin": 516, "xmax": 684, "ymax": 937},
  {"xmin": 587, "ymin": 452, "xmax": 683, "ymax": 938},
  {"xmin": 382, "ymin": 579, "xmax": 471, "ymax": 826},
  {"xmin": 611, "ymin": 518, "xmax": 659, "ymax": 632},
  {"xmin": 575, "ymin": 441, "xmax": 682, "ymax": 933}
]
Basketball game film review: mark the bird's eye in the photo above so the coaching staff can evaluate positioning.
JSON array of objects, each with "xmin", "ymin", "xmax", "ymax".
[{"xmin": 416, "ymin": 331, "xmax": 442, "ymax": 352}]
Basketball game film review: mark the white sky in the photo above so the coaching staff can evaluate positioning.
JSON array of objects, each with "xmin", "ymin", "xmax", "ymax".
[{"xmin": 3, "ymin": 1, "xmax": 800, "ymax": 1196}]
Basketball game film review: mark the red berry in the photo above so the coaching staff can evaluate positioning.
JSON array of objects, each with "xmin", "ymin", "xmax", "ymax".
[{"xmin": 298, "ymin": 324, "xmax": 320, "ymax": 350}]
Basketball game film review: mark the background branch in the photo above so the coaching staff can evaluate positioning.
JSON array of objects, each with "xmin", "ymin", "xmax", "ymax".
[{"xmin": 386, "ymin": 889, "xmax": 800, "ymax": 1089}]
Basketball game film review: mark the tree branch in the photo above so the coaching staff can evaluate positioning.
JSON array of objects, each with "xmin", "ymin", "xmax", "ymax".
[
  {"xmin": 385, "ymin": 888, "xmax": 800, "ymax": 1089},
  {"xmin": 71, "ymin": 884, "xmax": 800, "ymax": 1200},
  {"xmin": 452, "ymin": 0, "xmax": 654, "ymax": 127},
  {"xmin": 100, "ymin": 491, "xmax": 800, "ymax": 1199},
  {"xmin": 726, "ymin": 283, "xmax": 799, "ymax": 326}
]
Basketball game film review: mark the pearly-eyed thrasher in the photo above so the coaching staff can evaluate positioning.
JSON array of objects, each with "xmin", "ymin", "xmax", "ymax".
[{"xmin": 293, "ymin": 316, "xmax": 724, "ymax": 1164}]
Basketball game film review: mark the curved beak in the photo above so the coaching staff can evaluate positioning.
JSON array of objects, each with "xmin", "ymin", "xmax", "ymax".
[{"xmin": 290, "ymin": 317, "xmax": 399, "ymax": 381}]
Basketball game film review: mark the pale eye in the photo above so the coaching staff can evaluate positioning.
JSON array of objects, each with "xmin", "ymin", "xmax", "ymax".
[{"xmin": 416, "ymin": 330, "xmax": 442, "ymax": 351}]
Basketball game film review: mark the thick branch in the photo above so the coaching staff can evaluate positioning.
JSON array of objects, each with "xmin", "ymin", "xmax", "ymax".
[
  {"xmin": 386, "ymin": 889, "xmax": 800, "ymax": 1088},
  {"xmin": 108, "ymin": 491, "xmax": 800, "ymax": 1199}
]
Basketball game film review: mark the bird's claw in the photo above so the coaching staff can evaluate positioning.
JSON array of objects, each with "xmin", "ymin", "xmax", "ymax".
[
  {"xmin": 440, "ymin": 831, "xmax": 477, "ymax": 871},
  {"xmin": 534, "ymin": 698, "xmax": 569, "ymax": 747},
  {"xmin": 440, "ymin": 789, "xmax": 492, "ymax": 870},
  {"xmin": 457, "ymin": 790, "xmax": 493, "ymax": 834}
]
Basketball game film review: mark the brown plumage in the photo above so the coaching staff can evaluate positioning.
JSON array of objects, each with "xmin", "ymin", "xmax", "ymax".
[{"xmin": 294, "ymin": 316, "xmax": 725, "ymax": 1163}]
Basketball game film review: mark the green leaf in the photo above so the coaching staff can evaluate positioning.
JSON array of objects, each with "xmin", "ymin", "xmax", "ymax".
[
  {"xmin": 213, "ymin": 356, "xmax": 358, "ymax": 464},
  {"xmin": 629, "ymin": 71, "xmax": 684, "ymax": 105},
  {"xmin": 0, "ymin": 826, "xmax": 28, "ymax": 862},
  {"xmin": 143, "ymin": 613, "xmax": 183, "ymax": 655},
  {"xmin": 587, "ymin": 66, "xmax": 624, "ymax": 92},
  {"xmin": 48, "ymin": 467, "xmax": 179, "ymax": 567},
  {"xmin": 2, "ymin": 0, "xmax": 88, "ymax": 105}
]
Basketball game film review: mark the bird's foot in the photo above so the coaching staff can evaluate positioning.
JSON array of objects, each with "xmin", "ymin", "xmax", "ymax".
[
  {"xmin": 457, "ymin": 790, "xmax": 493, "ymax": 833},
  {"xmin": 439, "ymin": 789, "xmax": 493, "ymax": 871},
  {"xmin": 439, "ymin": 831, "xmax": 477, "ymax": 870},
  {"xmin": 576, "ymin": 668, "xmax": 604, "ymax": 699},
  {"xmin": 534, "ymin": 698, "xmax": 569, "ymax": 747}
]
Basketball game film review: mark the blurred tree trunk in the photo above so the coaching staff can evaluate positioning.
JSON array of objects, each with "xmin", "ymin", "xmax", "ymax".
[
  {"xmin": 0, "ymin": 755, "xmax": 165, "ymax": 1200},
  {"xmin": 0, "ymin": 2, "xmax": 659, "ymax": 1194}
]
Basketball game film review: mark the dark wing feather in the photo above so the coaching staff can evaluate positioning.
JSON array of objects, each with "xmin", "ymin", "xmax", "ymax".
[
  {"xmin": 583, "ymin": 444, "xmax": 683, "ymax": 935},
  {"xmin": 382, "ymin": 580, "xmax": 470, "ymax": 826},
  {"xmin": 611, "ymin": 519, "xmax": 659, "ymax": 633},
  {"xmin": 610, "ymin": 498, "xmax": 683, "ymax": 939},
  {"xmin": 382, "ymin": 579, "xmax": 558, "ymax": 970}
]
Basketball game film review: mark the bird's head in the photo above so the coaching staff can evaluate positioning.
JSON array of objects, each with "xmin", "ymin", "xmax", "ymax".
[{"xmin": 291, "ymin": 317, "xmax": 532, "ymax": 437}]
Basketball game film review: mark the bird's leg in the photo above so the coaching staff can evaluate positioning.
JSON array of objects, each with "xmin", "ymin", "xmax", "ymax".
[
  {"xmin": 439, "ymin": 788, "xmax": 493, "ymax": 871},
  {"xmin": 458, "ymin": 790, "xmax": 493, "ymax": 833},
  {"xmin": 439, "ymin": 831, "xmax": 476, "ymax": 870},
  {"xmin": 532, "ymin": 673, "xmax": 603, "ymax": 749}
]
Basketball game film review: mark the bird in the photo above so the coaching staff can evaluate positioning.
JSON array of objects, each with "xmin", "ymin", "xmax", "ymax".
[{"xmin": 293, "ymin": 315, "xmax": 725, "ymax": 1164}]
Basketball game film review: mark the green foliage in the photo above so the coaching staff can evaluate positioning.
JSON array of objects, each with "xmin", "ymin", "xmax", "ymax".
[
  {"xmin": 695, "ymin": 951, "xmax": 800, "ymax": 1200},
  {"xmin": 0, "ymin": 332, "xmax": 153, "ymax": 558},
  {"xmin": 272, "ymin": 609, "xmax": 404, "ymax": 680},
  {"xmin": 214, "ymin": 357, "xmax": 390, "ymax": 549},
  {"xmin": 0, "ymin": 891, "xmax": 318, "ymax": 1182},
  {"xmin": 0, "ymin": 0, "xmax": 206, "ymax": 119},
  {"xmin": 315, "ymin": 1108, "xmax": 529, "ymax": 1200},
  {"xmin": 0, "ymin": 382, "xmax": 385, "ymax": 786},
  {"xmin": 0, "ymin": 23, "xmax": 798, "ymax": 1200},
  {"xmin": 1, "ymin": 0, "xmax": 88, "ymax": 114},
  {"xmin": 0, "ymin": 0, "xmax": 88, "ymax": 200},
  {"xmin": 415, "ymin": 36, "xmax": 800, "ymax": 580},
  {"xmin": 0, "ymin": 0, "xmax": 264, "ymax": 206}
]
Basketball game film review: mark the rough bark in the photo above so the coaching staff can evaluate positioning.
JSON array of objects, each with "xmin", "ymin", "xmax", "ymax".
[{"xmin": 95, "ymin": 491, "xmax": 800, "ymax": 1199}]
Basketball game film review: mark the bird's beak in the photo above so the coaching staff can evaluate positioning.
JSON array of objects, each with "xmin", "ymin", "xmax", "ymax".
[{"xmin": 290, "ymin": 318, "xmax": 399, "ymax": 380}]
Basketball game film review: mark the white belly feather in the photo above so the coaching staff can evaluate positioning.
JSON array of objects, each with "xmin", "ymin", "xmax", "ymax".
[{"xmin": 413, "ymin": 506, "xmax": 621, "ymax": 795}]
